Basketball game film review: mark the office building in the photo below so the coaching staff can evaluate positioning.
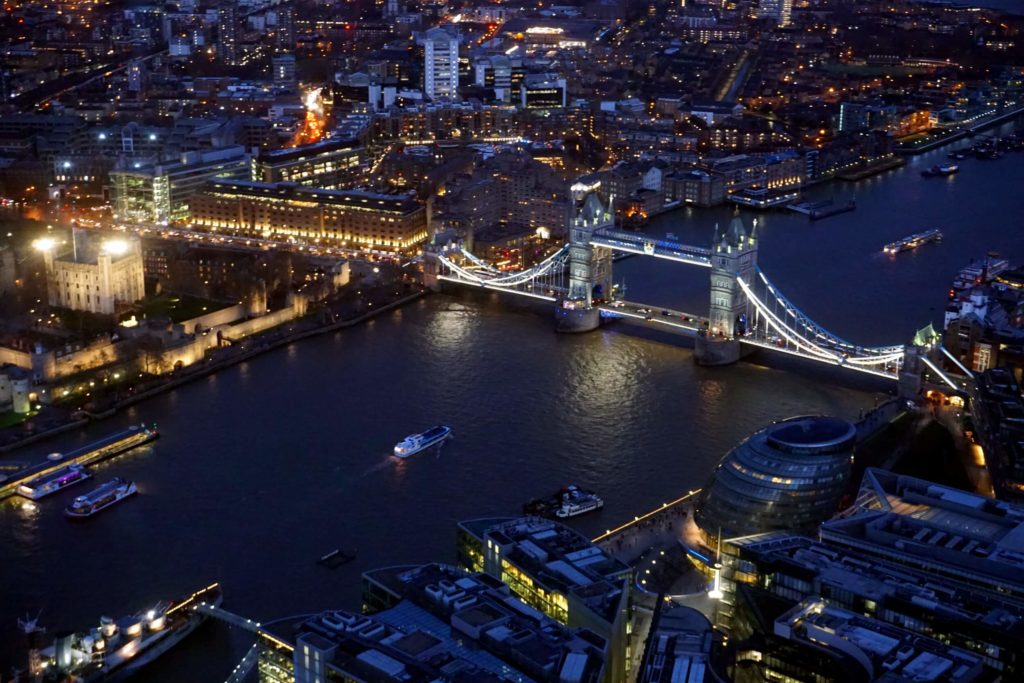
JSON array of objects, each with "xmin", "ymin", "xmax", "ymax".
[
  {"xmin": 820, "ymin": 468, "xmax": 1024, "ymax": 603},
  {"xmin": 695, "ymin": 416, "xmax": 856, "ymax": 544},
  {"xmin": 763, "ymin": 598, "xmax": 991, "ymax": 683},
  {"xmin": 422, "ymin": 28, "xmax": 459, "ymax": 101},
  {"xmin": 457, "ymin": 517, "xmax": 632, "ymax": 682},
  {"xmin": 520, "ymin": 74, "xmax": 567, "ymax": 110},
  {"xmin": 258, "ymin": 562, "xmax": 607, "ymax": 683},
  {"xmin": 717, "ymin": 532, "xmax": 1024, "ymax": 676},
  {"xmin": 757, "ymin": 0, "xmax": 792, "ymax": 27},
  {"xmin": 41, "ymin": 237, "xmax": 146, "ymax": 315},
  {"xmin": 637, "ymin": 604, "xmax": 726, "ymax": 683},
  {"xmin": 253, "ymin": 138, "xmax": 364, "ymax": 189},
  {"xmin": 189, "ymin": 180, "xmax": 428, "ymax": 252},
  {"xmin": 110, "ymin": 146, "xmax": 252, "ymax": 225}
]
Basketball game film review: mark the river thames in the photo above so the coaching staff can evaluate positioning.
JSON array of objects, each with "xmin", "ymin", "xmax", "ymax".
[{"xmin": 2, "ymin": 128, "xmax": 1023, "ymax": 678}]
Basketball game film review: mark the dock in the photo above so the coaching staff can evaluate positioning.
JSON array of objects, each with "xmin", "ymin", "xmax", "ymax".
[
  {"xmin": 727, "ymin": 188, "xmax": 800, "ymax": 209},
  {"xmin": 0, "ymin": 424, "xmax": 158, "ymax": 500},
  {"xmin": 788, "ymin": 199, "xmax": 856, "ymax": 220}
]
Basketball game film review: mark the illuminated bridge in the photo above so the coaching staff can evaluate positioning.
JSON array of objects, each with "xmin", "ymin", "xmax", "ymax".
[{"xmin": 426, "ymin": 190, "xmax": 962, "ymax": 389}]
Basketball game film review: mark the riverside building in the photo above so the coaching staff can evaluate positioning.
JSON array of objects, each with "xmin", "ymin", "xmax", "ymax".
[
  {"xmin": 457, "ymin": 517, "xmax": 632, "ymax": 682},
  {"xmin": 695, "ymin": 416, "xmax": 856, "ymax": 544},
  {"xmin": 258, "ymin": 562, "xmax": 608, "ymax": 683},
  {"xmin": 189, "ymin": 180, "xmax": 429, "ymax": 253}
]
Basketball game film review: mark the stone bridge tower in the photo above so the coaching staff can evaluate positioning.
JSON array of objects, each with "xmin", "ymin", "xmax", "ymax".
[
  {"xmin": 696, "ymin": 216, "xmax": 758, "ymax": 365},
  {"xmin": 556, "ymin": 190, "xmax": 613, "ymax": 333}
]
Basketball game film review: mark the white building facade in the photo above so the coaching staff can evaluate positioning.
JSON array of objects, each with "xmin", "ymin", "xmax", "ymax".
[
  {"xmin": 422, "ymin": 28, "xmax": 459, "ymax": 101},
  {"xmin": 43, "ymin": 240, "xmax": 146, "ymax": 315}
]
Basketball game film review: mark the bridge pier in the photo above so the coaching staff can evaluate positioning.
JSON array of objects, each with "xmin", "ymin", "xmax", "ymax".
[
  {"xmin": 694, "ymin": 335, "xmax": 743, "ymax": 366},
  {"xmin": 422, "ymin": 251, "xmax": 442, "ymax": 291},
  {"xmin": 555, "ymin": 305, "xmax": 601, "ymax": 333}
]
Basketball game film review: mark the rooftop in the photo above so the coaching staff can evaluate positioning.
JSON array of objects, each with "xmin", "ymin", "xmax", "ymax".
[
  {"xmin": 362, "ymin": 563, "xmax": 607, "ymax": 683},
  {"xmin": 776, "ymin": 599, "xmax": 987, "ymax": 683},
  {"xmin": 638, "ymin": 604, "xmax": 724, "ymax": 683},
  {"xmin": 822, "ymin": 469, "xmax": 1024, "ymax": 595},
  {"xmin": 725, "ymin": 532, "xmax": 1024, "ymax": 641},
  {"xmin": 257, "ymin": 136, "xmax": 361, "ymax": 164},
  {"xmin": 203, "ymin": 179, "xmax": 422, "ymax": 215},
  {"xmin": 460, "ymin": 517, "xmax": 631, "ymax": 624}
]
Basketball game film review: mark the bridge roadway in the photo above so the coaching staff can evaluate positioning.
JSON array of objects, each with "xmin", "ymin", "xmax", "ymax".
[
  {"xmin": 598, "ymin": 301, "xmax": 707, "ymax": 334},
  {"xmin": 590, "ymin": 229, "xmax": 712, "ymax": 267}
]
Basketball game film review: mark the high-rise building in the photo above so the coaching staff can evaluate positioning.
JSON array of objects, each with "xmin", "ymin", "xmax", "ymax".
[
  {"xmin": 757, "ymin": 0, "xmax": 792, "ymax": 27},
  {"xmin": 272, "ymin": 4, "xmax": 294, "ymax": 53},
  {"xmin": 271, "ymin": 53, "xmax": 296, "ymax": 90},
  {"xmin": 422, "ymin": 28, "xmax": 459, "ymax": 101},
  {"xmin": 217, "ymin": 2, "xmax": 240, "ymax": 66},
  {"xmin": 126, "ymin": 59, "xmax": 146, "ymax": 93}
]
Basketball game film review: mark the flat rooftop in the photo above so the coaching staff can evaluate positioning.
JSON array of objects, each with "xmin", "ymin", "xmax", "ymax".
[
  {"xmin": 725, "ymin": 532, "xmax": 1024, "ymax": 639},
  {"xmin": 460, "ymin": 517, "xmax": 631, "ymax": 624},
  {"xmin": 203, "ymin": 179, "xmax": 422, "ymax": 215},
  {"xmin": 777, "ymin": 599, "xmax": 987, "ymax": 683},
  {"xmin": 821, "ymin": 469, "xmax": 1024, "ymax": 593},
  {"xmin": 362, "ymin": 563, "xmax": 607, "ymax": 683}
]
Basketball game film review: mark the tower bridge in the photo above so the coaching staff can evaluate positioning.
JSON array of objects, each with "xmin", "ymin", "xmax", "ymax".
[{"xmin": 426, "ymin": 189, "xmax": 956, "ymax": 391}]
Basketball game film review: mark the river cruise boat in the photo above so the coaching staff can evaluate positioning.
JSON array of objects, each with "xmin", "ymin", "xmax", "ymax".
[
  {"xmin": 393, "ymin": 425, "xmax": 452, "ymax": 458},
  {"xmin": 882, "ymin": 228, "xmax": 943, "ymax": 255},
  {"xmin": 1, "ymin": 424, "xmax": 158, "ymax": 502},
  {"xmin": 16, "ymin": 464, "xmax": 91, "ymax": 500},
  {"xmin": 65, "ymin": 478, "xmax": 137, "ymax": 519},
  {"xmin": 525, "ymin": 485, "xmax": 604, "ymax": 519},
  {"xmin": 921, "ymin": 164, "xmax": 958, "ymax": 177},
  {"xmin": 19, "ymin": 583, "xmax": 222, "ymax": 682}
]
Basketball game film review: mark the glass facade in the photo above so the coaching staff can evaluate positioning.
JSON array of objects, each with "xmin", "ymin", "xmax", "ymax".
[{"xmin": 696, "ymin": 416, "xmax": 856, "ymax": 542}]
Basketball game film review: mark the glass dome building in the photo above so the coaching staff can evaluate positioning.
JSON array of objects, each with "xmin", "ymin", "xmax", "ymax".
[{"xmin": 695, "ymin": 416, "xmax": 856, "ymax": 543}]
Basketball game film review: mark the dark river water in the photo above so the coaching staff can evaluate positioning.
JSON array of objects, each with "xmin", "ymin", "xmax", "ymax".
[{"xmin": 2, "ymin": 124, "xmax": 1024, "ymax": 679}]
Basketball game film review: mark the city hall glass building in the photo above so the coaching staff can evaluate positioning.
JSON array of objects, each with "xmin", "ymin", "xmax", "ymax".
[{"xmin": 695, "ymin": 416, "xmax": 856, "ymax": 543}]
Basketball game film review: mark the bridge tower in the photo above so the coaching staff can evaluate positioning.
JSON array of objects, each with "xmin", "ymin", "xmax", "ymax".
[
  {"xmin": 695, "ymin": 216, "xmax": 758, "ymax": 365},
  {"xmin": 555, "ymin": 191, "xmax": 613, "ymax": 333}
]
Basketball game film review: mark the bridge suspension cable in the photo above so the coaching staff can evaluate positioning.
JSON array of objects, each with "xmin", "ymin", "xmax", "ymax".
[
  {"xmin": 737, "ymin": 275, "xmax": 904, "ymax": 378},
  {"xmin": 435, "ymin": 245, "xmax": 570, "ymax": 288},
  {"xmin": 755, "ymin": 269, "xmax": 904, "ymax": 356}
]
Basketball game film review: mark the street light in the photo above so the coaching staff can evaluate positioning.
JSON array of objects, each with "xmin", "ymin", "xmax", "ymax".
[{"xmin": 32, "ymin": 237, "xmax": 57, "ymax": 252}]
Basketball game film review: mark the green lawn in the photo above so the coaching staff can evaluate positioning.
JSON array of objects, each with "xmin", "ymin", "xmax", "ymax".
[
  {"xmin": 0, "ymin": 409, "xmax": 36, "ymax": 429},
  {"xmin": 139, "ymin": 294, "xmax": 231, "ymax": 323}
]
